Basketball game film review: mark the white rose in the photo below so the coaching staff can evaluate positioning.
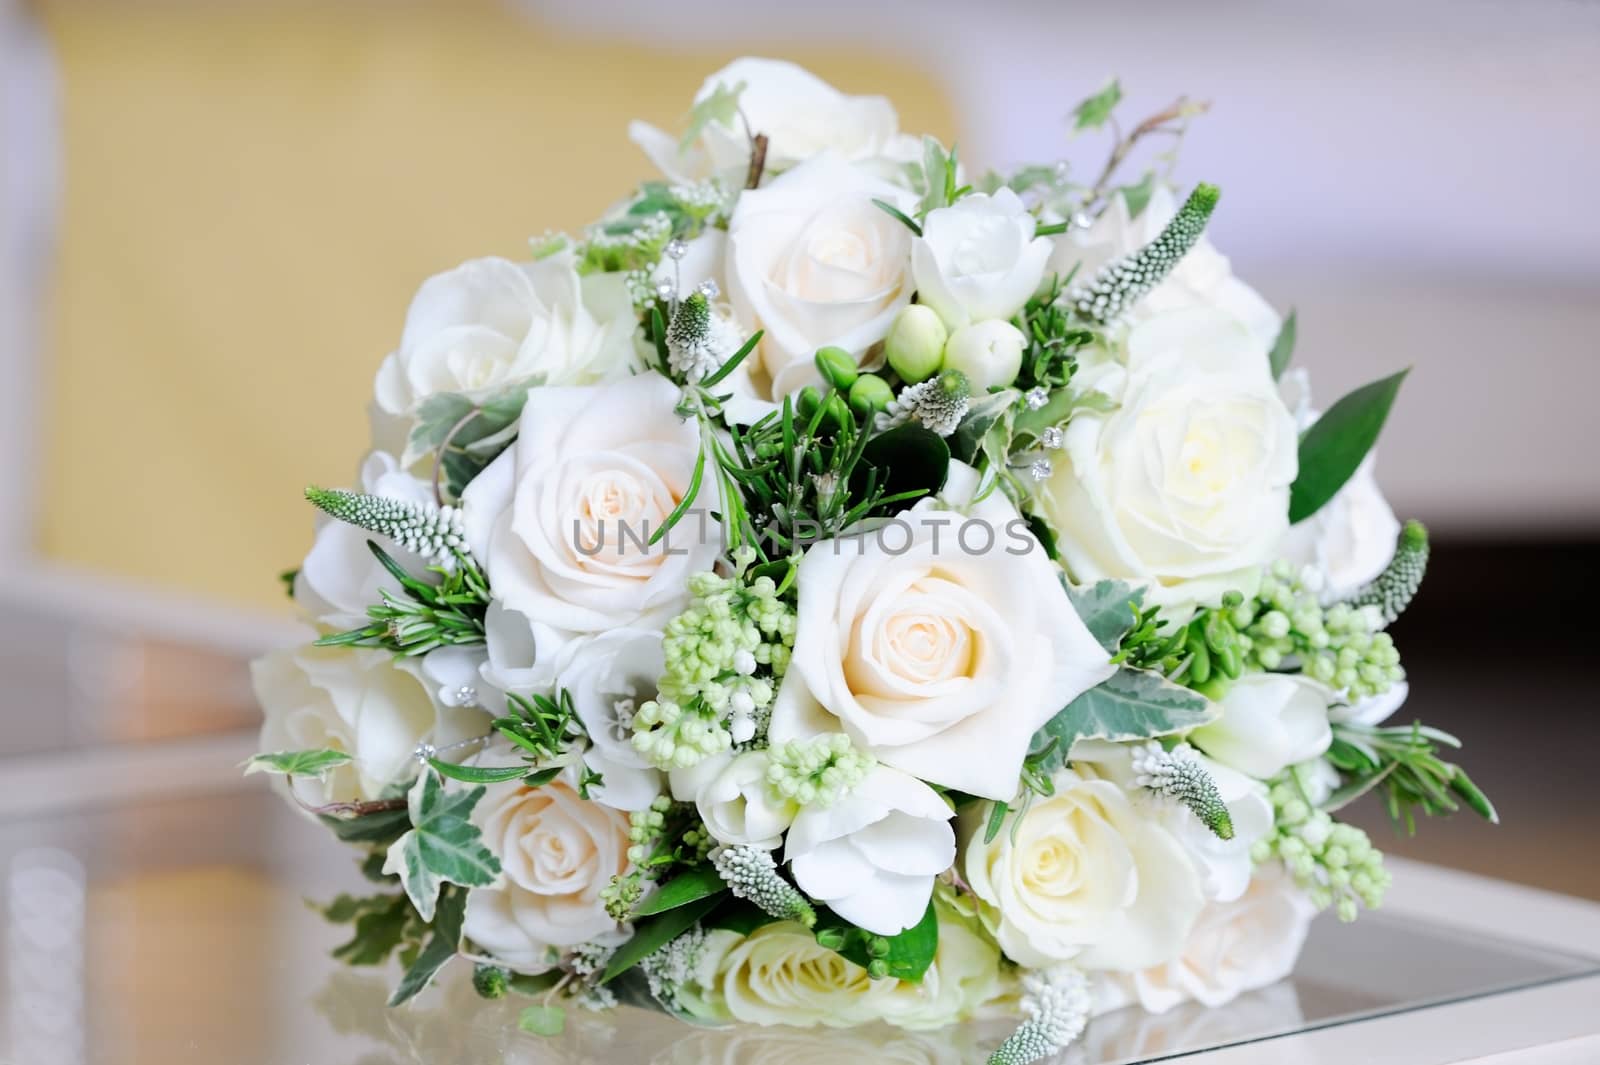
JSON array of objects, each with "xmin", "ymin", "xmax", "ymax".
[
  {"xmin": 293, "ymin": 451, "xmax": 431, "ymax": 629},
  {"xmin": 554, "ymin": 629, "xmax": 668, "ymax": 812},
  {"xmin": 1048, "ymin": 186, "xmax": 1280, "ymax": 350},
  {"xmin": 912, "ymin": 189, "xmax": 1051, "ymax": 330},
  {"xmin": 630, "ymin": 57, "xmax": 918, "ymax": 185},
  {"xmin": 1106, "ymin": 865, "xmax": 1316, "ymax": 1014},
  {"xmin": 726, "ymin": 153, "xmax": 915, "ymax": 401},
  {"xmin": 459, "ymin": 372, "xmax": 721, "ymax": 635},
  {"xmin": 669, "ymin": 750, "xmax": 797, "ymax": 849},
  {"xmin": 1191, "ymin": 674, "xmax": 1334, "ymax": 780},
  {"xmin": 657, "ymin": 1026, "xmax": 964, "ymax": 1065},
  {"xmin": 701, "ymin": 920, "xmax": 901, "ymax": 1028},
  {"xmin": 463, "ymin": 779, "xmax": 633, "ymax": 972},
  {"xmin": 253, "ymin": 645, "xmax": 486, "ymax": 807},
  {"xmin": 1035, "ymin": 308, "xmax": 1299, "ymax": 612},
  {"xmin": 371, "ymin": 251, "xmax": 640, "ymax": 455},
  {"xmin": 783, "ymin": 765, "xmax": 955, "ymax": 936},
  {"xmin": 771, "ymin": 461, "xmax": 1113, "ymax": 800},
  {"xmin": 961, "ymin": 769, "xmax": 1205, "ymax": 971},
  {"xmin": 874, "ymin": 902, "xmax": 1009, "ymax": 1031}
]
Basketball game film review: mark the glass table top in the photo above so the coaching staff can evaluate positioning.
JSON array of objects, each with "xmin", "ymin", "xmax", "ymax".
[{"xmin": 2, "ymin": 782, "xmax": 1596, "ymax": 1065}]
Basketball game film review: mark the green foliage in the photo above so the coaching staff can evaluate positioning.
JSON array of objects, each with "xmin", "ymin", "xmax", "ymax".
[
  {"xmin": 244, "ymin": 748, "xmax": 351, "ymax": 778},
  {"xmin": 518, "ymin": 1005, "xmax": 567, "ymax": 1037},
  {"xmin": 313, "ymin": 541, "xmax": 489, "ymax": 656},
  {"xmin": 1068, "ymin": 182, "xmax": 1220, "ymax": 325},
  {"xmin": 319, "ymin": 891, "xmax": 427, "ymax": 967},
  {"xmin": 1268, "ymin": 310, "xmax": 1298, "ymax": 380},
  {"xmin": 1345, "ymin": 520, "xmax": 1429, "ymax": 628},
  {"xmin": 1326, "ymin": 721, "xmax": 1497, "ymax": 832},
  {"xmin": 633, "ymin": 866, "xmax": 729, "ymax": 918},
  {"xmin": 1072, "ymin": 79, "xmax": 1123, "ymax": 131},
  {"xmin": 1065, "ymin": 580, "xmax": 1145, "ymax": 654},
  {"xmin": 601, "ymin": 893, "xmax": 722, "ymax": 984},
  {"xmin": 916, "ymin": 136, "xmax": 964, "ymax": 217},
  {"xmin": 1118, "ymin": 170, "xmax": 1158, "ymax": 218},
  {"xmin": 388, "ymin": 884, "xmax": 467, "ymax": 1006},
  {"xmin": 1029, "ymin": 668, "xmax": 1218, "ymax": 780},
  {"xmin": 682, "ymin": 80, "xmax": 745, "ymax": 150},
  {"xmin": 871, "ymin": 197, "xmax": 922, "ymax": 237},
  {"xmin": 1289, "ymin": 369, "xmax": 1408, "ymax": 523},
  {"xmin": 1244, "ymin": 562, "xmax": 1405, "ymax": 698},
  {"xmin": 405, "ymin": 384, "xmax": 530, "ymax": 500},
  {"xmin": 319, "ymin": 805, "xmax": 412, "ymax": 846},
  {"xmin": 1256, "ymin": 774, "xmax": 1389, "ymax": 922},
  {"xmin": 384, "ymin": 770, "xmax": 501, "ymax": 923},
  {"xmin": 1012, "ymin": 275, "xmax": 1096, "ymax": 393},
  {"xmin": 475, "ymin": 689, "xmax": 580, "ymax": 778},
  {"xmin": 813, "ymin": 901, "xmax": 939, "ymax": 982}
]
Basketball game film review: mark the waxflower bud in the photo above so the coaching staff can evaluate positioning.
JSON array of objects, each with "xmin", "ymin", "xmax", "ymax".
[
  {"xmin": 814, "ymin": 346, "xmax": 858, "ymax": 391},
  {"xmin": 848, "ymin": 373, "xmax": 894, "ymax": 416},
  {"xmin": 942, "ymin": 319, "xmax": 1026, "ymax": 391},
  {"xmin": 885, "ymin": 304, "xmax": 947, "ymax": 384}
]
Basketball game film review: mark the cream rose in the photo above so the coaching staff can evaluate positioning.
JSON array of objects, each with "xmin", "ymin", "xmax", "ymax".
[
  {"xmin": 630, "ymin": 57, "xmax": 918, "ymax": 185},
  {"xmin": 371, "ymin": 251, "xmax": 640, "ymax": 455},
  {"xmin": 1048, "ymin": 186, "xmax": 1281, "ymax": 350},
  {"xmin": 726, "ymin": 153, "xmax": 915, "ymax": 401},
  {"xmin": 961, "ymin": 769, "xmax": 1205, "ymax": 971},
  {"xmin": 253, "ymin": 645, "xmax": 485, "ymax": 807},
  {"xmin": 1035, "ymin": 308, "xmax": 1299, "ymax": 612},
  {"xmin": 770, "ymin": 462, "xmax": 1113, "ymax": 800},
  {"xmin": 459, "ymin": 372, "xmax": 721, "ymax": 635},
  {"xmin": 462, "ymin": 779, "xmax": 633, "ymax": 972},
  {"xmin": 1191, "ymin": 674, "xmax": 1334, "ymax": 780},
  {"xmin": 1105, "ymin": 866, "xmax": 1317, "ymax": 1014},
  {"xmin": 669, "ymin": 750, "xmax": 797, "ymax": 850},
  {"xmin": 783, "ymin": 764, "xmax": 956, "ymax": 935},
  {"xmin": 912, "ymin": 189, "xmax": 1051, "ymax": 329}
]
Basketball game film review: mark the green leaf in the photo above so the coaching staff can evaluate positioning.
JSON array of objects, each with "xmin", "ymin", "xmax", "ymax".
[
  {"xmin": 600, "ymin": 894, "xmax": 721, "ymax": 984},
  {"xmin": 319, "ymin": 806, "xmax": 412, "ymax": 846},
  {"xmin": 1119, "ymin": 171, "xmax": 1158, "ymax": 218},
  {"xmin": 949, "ymin": 390, "xmax": 1016, "ymax": 467},
  {"xmin": 633, "ymin": 866, "xmax": 729, "ymax": 918},
  {"xmin": 404, "ymin": 383, "xmax": 532, "ymax": 482},
  {"xmin": 426, "ymin": 757, "xmax": 539, "ymax": 785},
  {"xmin": 919, "ymin": 136, "xmax": 956, "ymax": 215},
  {"xmin": 387, "ymin": 885, "xmax": 466, "ymax": 1007},
  {"xmin": 870, "ymin": 198, "xmax": 922, "ymax": 237},
  {"xmin": 518, "ymin": 1005, "xmax": 567, "ymax": 1037},
  {"xmin": 854, "ymin": 424, "xmax": 949, "ymax": 508},
  {"xmin": 1073, "ymin": 79, "xmax": 1123, "ymax": 131},
  {"xmin": 384, "ymin": 771, "xmax": 502, "ymax": 923},
  {"xmin": 243, "ymin": 749, "xmax": 352, "ymax": 778},
  {"xmin": 681, "ymin": 80, "xmax": 745, "ymax": 151},
  {"xmin": 1031, "ymin": 667, "xmax": 1217, "ymax": 773},
  {"xmin": 704, "ymin": 898, "xmax": 778, "ymax": 937},
  {"xmin": 1066, "ymin": 580, "xmax": 1146, "ymax": 654},
  {"xmin": 1268, "ymin": 310, "xmax": 1297, "ymax": 380},
  {"xmin": 814, "ymin": 901, "xmax": 939, "ymax": 983},
  {"xmin": 982, "ymin": 800, "xmax": 1010, "ymax": 845},
  {"xmin": 699, "ymin": 329, "xmax": 763, "ymax": 389},
  {"xmin": 1289, "ymin": 369, "xmax": 1408, "ymax": 524},
  {"xmin": 324, "ymin": 893, "xmax": 416, "ymax": 966}
]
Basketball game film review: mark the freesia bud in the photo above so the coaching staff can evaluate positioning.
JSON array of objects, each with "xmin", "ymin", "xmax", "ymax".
[
  {"xmin": 814, "ymin": 346, "xmax": 858, "ymax": 391},
  {"xmin": 848, "ymin": 373, "xmax": 894, "ymax": 416},
  {"xmin": 942, "ymin": 319, "xmax": 1026, "ymax": 391},
  {"xmin": 885, "ymin": 304, "xmax": 947, "ymax": 384}
]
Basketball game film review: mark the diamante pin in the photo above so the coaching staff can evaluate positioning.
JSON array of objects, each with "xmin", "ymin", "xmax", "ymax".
[
  {"xmin": 1029, "ymin": 458, "xmax": 1053, "ymax": 481},
  {"xmin": 664, "ymin": 239, "xmax": 689, "ymax": 260},
  {"xmin": 1041, "ymin": 426, "xmax": 1064, "ymax": 449},
  {"xmin": 1025, "ymin": 387, "xmax": 1050, "ymax": 410}
]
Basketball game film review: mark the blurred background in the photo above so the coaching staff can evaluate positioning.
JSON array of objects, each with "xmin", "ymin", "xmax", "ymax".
[{"xmin": 0, "ymin": 0, "xmax": 1597, "ymax": 1058}]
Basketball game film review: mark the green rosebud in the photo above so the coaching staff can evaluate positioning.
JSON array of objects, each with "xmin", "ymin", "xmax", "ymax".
[
  {"xmin": 473, "ymin": 964, "xmax": 509, "ymax": 1000},
  {"xmin": 848, "ymin": 373, "xmax": 894, "ymax": 416},
  {"xmin": 814, "ymin": 346, "xmax": 859, "ymax": 391},
  {"xmin": 885, "ymin": 304, "xmax": 947, "ymax": 384}
]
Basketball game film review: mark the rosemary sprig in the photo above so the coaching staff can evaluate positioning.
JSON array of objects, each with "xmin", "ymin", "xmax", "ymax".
[{"xmin": 315, "ymin": 541, "xmax": 489, "ymax": 656}]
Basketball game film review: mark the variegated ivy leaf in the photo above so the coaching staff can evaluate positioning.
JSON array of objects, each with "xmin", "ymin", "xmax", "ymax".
[
  {"xmin": 681, "ymin": 80, "xmax": 746, "ymax": 150},
  {"xmin": 1030, "ymin": 667, "xmax": 1217, "ymax": 775},
  {"xmin": 401, "ymin": 383, "xmax": 533, "ymax": 478},
  {"xmin": 1065, "ymin": 580, "xmax": 1146, "ymax": 655},
  {"xmin": 243, "ymin": 748, "xmax": 352, "ymax": 778},
  {"xmin": 1072, "ymin": 79, "xmax": 1123, "ymax": 132},
  {"xmin": 383, "ymin": 770, "xmax": 502, "ymax": 923}
]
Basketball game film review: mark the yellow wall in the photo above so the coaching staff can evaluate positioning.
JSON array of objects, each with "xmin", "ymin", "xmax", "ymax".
[{"xmin": 34, "ymin": 2, "xmax": 955, "ymax": 611}]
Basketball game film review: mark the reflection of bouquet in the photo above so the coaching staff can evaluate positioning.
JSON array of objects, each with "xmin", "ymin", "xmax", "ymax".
[{"xmin": 248, "ymin": 58, "xmax": 1495, "ymax": 1063}]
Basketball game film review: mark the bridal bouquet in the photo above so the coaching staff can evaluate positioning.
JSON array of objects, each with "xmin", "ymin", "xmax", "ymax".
[{"xmin": 250, "ymin": 59, "xmax": 1495, "ymax": 1063}]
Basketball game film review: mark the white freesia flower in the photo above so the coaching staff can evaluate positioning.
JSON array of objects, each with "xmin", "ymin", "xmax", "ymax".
[
  {"xmin": 1330, "ymin": 680, "xmax": 1409, "ymax": 728},
  {"xmin": 1035, "ymin": 308, "xmax": 1299, "ymax": 612},
  {"xmin": 554, "ymin": 628, "xmax": 668, "ymax": 811},
  {"xmin": 463, "ymin": 779, "xmax": 633, "ymax": 972},
  {"xmin": 670, "ymin": 750, "xmax": 797, "ymax": 849},
  {"xmin": 1191, "ymin": 674, "xmax": 1335, "ymax": 780},
  {"xmin": 726, "ymin": 153, "xmax": 915, "ymax": 401},
  {"xmin": 961, "ymin": 768, "xmax": 1205, "ymax": 971},
  {"xmin": 942, "ymin": 319, "xmax": 1027, "ymax": 391},
  {"xmin": 1103, "ymin": 866, "xmax": 1317, "ymax": 1014},
  {"xmin": 371, "ymin": 251, "xmax": 640, "ymax": 455},
  {"xmin": 459, "ymin": 372, "xmax": 721, "ymax": 635},
  {"xmin": 479, "ymin": 599, "xmax": 565, "ymax": 697},
  {"xmin": 783, "ymin": 764, "xmax": 955, "ymax": 936},
  {"xmin": 630, "ymin": 57, "xmax": 918, "ymax": 185},
  {"xmin": 293, "ymin": 451, "xmax": 432, "ymax": 629},
  {"xmin": 253, "ymin": 645, "xmax": 485, "ymax": 807},
  {"xmin": 1276, "ymin": 370, "xmax": 1401, "ymax": 602},
  {"xmin": 1048, "ymin": 186, "xmax": 1280, "ymax": 349},
  {"xmin": 770, "ymin": 462, "xmax": 1112, "ymax": 800},
  {"xmin": 912, "ymin": 189, "xmax": 1051, "ymax": 330}
]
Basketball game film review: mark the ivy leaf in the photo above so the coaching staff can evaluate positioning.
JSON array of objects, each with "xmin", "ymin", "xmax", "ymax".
[
  {"xmin": 321, "ymin": 893, "xmax": 417, "ymax": 966},
  {"xmin": 1073, "ymin": 79, "xmax": 1123, "ymax": 131},
  {"xmin": 633, "ymin": 866, "xmax": 729, "ymax": 918},
  {"xmin": 403, "ymin": 383, "xmax": 532, "ymax": 482},
  {"xmin": 814, "ymin": 901, "xmax": 939, "ymax": 983},
  {"xmin": 1066, "ymin": 581, "xmax": 1146, "ymax": 654},
  {"xmin": 243, "ymin": 749, "xmax": 351, "ymax": 777},
  {"xmin": 1119, "ymin": 170, "xmax": 1158, "ymax": 218},
  {"xmin": 387, "ymin": 885, "xmax": 466, "ymax": 1007},
  {"xmin": 1268, "ymin": 310, "xmax": 1297, "ymax": 380},
  {"xmin": 383, "ymin": 771, "xmax": 502, "ymax": 923},
  {"xmin": 319, "ymin": 806, "xmax": 411, "ymax": 846},
  {"xmin": 1031, "ymin": 667, "xmax": 1217, "ymax": 773},
  {"xmin": 949, "ymin": 390, "xmax": 1017, "ymax": 467},
  {"xmin": 681, "ymin": 80, "xmax": 746, "ymax": 150},
  {"xmin": 601, "ymin": 894, "xmax": 722, "ymax": 984},
  {"xmin": 919, "ymin": 136, "xmax": 957, "ymax": 215},
  {"xmin": 1289, "ymin": 369, "xmax": 1408, "ymax": 523},
  {"xmin": 518, "ymin": 1005, "xmax": 567, "ymax": 1037}
]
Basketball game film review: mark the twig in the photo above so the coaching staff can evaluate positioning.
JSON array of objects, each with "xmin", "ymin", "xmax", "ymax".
[
  {"xmin": 746, "ymin": 133, "xmax": 769, "ymax": 190},
  {"xmin": 298, "ymin": 795, "xmax": 408, "ymax": 820},
  {"xmin": 1085, "ymin": 96, "xmax": 1210, "ymax": 211}
]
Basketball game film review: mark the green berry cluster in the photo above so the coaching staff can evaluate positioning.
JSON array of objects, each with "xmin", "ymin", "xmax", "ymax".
[
  {"xmin": 632, "ymin": 566, "xmax": 797, "ymax": 770},
  {"xmin": 1242, "ymin": 563, "xmax": 1404, "ymax": 698},
  {"xmin": 578, "ymin": 212, "xmax": 673, "ymax": 275},
  {"xmin": 601, "ymin": 797, "xmax": 713, "ymax": 920},
  {"xmin": 765, "ymin": 734, "xmax": 875, "ymax": 809},
  {"xmin": 1254, "ymin": 776, "xmax": 1391, "ymax": 922}
]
